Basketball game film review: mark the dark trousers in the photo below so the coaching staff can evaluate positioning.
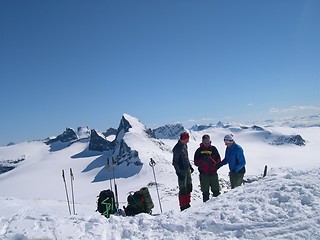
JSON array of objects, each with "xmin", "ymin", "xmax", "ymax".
[
  {"xmin": 229, "ymin": 172, "xmax": 245, "ymax": 189},
  {"xmin": 178, "ymin": 170, "xmax": 192, "ymax": 210},
  {"xmin": 199, "ymin": 173, "xmax": 220, "ymax": 202},
  {"xmin": 178, "ymin": 170, "xmax": 192, "ymax": 195}
]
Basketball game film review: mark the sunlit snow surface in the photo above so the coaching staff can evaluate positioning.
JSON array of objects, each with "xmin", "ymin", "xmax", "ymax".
[{"xmin": 0, "ymin": 115, "xmax": 319, "ymax": 239}]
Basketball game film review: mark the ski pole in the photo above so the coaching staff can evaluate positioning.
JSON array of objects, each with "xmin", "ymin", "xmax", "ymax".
[
  {"xmin": 114, "ymin": 183, "xmax": 119, "ymax": 210},
  {"xmin": 112, "ymin": 157, "xmax": 119, "ymax": 209},
  {"xmin": 149, "ymin": 158, "xmax": 163, "ymax": 213},
  {"xmin": 70, "ymin": 168, "xmax": 76, "ymax": 215},
  {"xmin": 106, "ymin": 158, "xmax": 113, "ymax": 191},
  {"xmin": 62, "ymin": 170, "xmax": 71, "ymax": 215}
]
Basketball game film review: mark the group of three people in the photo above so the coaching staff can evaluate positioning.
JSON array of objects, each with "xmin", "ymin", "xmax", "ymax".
[{"xmin": 172, "ymin": 131, "xmax": 246, "ymax": 211}]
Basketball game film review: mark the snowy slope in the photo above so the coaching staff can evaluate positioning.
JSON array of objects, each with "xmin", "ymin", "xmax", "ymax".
[
  {"xmin": 1, "ymin": 168, "xmax": 319, "ymax": 239},
  {"xmin": 0, "ymin": 114, "xmax": 319, "ymax": 239}
]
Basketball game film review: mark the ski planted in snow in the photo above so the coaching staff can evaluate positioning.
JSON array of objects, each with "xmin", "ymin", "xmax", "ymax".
[
  {"xmin": 105, "ymin": 157, "xmax": 119, "ymax": 210},
  {"xmin": 62, "ymin": 169, "xmax": 71, "ymax": 215},
  {"xmin": 70, "ymin": 168, "xmax": 76, "ymax": 215},
  {"xmin": 62, "ymin": 168, "xmax": 76, "ymax": 215}
]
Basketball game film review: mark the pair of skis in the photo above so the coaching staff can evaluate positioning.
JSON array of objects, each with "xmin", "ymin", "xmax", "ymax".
[
  {"xmin": 62, "ymin": 168, "xmax": 76, "ymax": 215},
  {"xmin": 106, "ymin": 158, "xmax": 119, "ymax": 210}
]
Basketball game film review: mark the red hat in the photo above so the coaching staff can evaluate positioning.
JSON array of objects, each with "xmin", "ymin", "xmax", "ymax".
[{"xmin": 180, "ymin": 132, "xmax": 189, "ymax": 141}]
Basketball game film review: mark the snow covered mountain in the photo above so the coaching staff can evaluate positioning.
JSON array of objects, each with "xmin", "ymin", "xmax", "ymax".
[{"xmin": 0, "ymin": 113, "xmax": 319, "ymax": 239}]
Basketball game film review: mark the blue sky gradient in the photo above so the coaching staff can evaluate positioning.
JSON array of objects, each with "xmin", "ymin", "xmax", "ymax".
[{"xmin": 1, "ymin": 0, "xmax": 319, "ymax": 145}]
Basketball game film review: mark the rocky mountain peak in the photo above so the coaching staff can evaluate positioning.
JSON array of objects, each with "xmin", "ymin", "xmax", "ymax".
[
  {"xmin": 153, "ymin": 123, "xmax": 185, "ymax": 139},
  {"xmin": 118, "ymin": 115, "xmax": 133, "ymax": 133},
  {"xmin": 46, "ymin": 128, "xmax": 78, "ymax": 144},
  {"xmin": 88, "ymin": 129, "xmax": 115, "ymax": 152}
]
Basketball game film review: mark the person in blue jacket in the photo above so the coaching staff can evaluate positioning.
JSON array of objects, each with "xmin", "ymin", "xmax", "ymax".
[{"xmin": 215, "ymin": 134, "xmax": 246, "ymax": 189}]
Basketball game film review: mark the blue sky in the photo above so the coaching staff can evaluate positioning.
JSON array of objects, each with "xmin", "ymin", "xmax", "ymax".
[{"xmin": 0, "ymin": 0, "xmax": 319, "ymax": 146}]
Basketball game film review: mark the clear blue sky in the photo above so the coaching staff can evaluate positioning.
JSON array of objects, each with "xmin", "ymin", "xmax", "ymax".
[{"xmin": 1, "ymin": 0, "xmax": 319, "ymax": 146}]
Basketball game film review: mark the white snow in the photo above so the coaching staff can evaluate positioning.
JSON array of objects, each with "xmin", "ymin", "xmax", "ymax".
[{"xmin": 0, "ymin": 114, "xmax": 319, "ymax": 239}]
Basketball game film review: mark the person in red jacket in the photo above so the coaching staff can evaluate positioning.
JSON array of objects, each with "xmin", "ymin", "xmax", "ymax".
[{"xmin": 194, "ymin": 134, "xmax": 221, "ymax": 202}]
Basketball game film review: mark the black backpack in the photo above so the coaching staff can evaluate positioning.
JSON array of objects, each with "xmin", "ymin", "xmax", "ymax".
[
  {"xmin": 96, "ymin": 189, "xmax": 117, "ymax": 218},
  {"xmin": 124, "ymin": 187, "xmax": 154, "ymax": 216},
  {"xmin": 124, "ymin": 191, "xmax": 145, "ymax": 216}
]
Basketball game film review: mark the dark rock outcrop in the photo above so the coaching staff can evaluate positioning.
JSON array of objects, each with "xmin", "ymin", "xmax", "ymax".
[
  {"xmin": 114, "ymin": 140, "xmax": 141, "ymax": 166},
  {"xmin": 252, "ymin": 125, "xmax": 265, "ymax": 131},
  {"xmin": 216, "ymin": 121, "xmax": 225, "ymax": 128},
  {"xmin": 118, "ymin": 116, "xmax": 132, "ymax": 133},
  {"xmin": 46, "ymin": 128, "xmax": 78, "ymax": 144},
  {"xmin": 0, "ymin": 157, "xmax": 25, "ymax": 174},
  {"xmin": 153, "ymin": 124, "xmax": 185, "ymax": 139},
  {"xmin": 103, "ymin": 128, "xmax": 118, "ymax": 138},
  {"xmin": 89, "ymin": 129, "xmax": 115, "ymax": 152},
  {"xmin": 190, "ymin": 124, "xmax": 213, "ymax": 131},
  {"xmin": 272, "ymin": 134, "xmax": 305, "ymax": 146}
]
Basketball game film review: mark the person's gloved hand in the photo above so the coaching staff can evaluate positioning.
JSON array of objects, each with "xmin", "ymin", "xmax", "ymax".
[
  {"xmin": 190, "ymin": 166, "xmax": 194, "ymax": 173},
  {"xmin": 215, "ymin": 163, "xmax": 222, "ymax": 170},
  {"xmin": 177, "ymin": 172, "xmax": 185, "ymax": 181}
]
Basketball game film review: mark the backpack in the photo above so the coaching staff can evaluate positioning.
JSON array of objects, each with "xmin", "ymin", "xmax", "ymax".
[
  {"xmin": 140, "ymin": 187, "xmax": 154, "ymax": 213},
  {"xmin": 96, "ymin": 189, "xmax": 117, "ymax": 218},
  {"xmin": 124, "ymin": 187, "xmax": 154, "ymax": 216}
]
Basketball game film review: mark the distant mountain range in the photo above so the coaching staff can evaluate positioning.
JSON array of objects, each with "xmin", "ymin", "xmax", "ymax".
[
  {"xmin": 0, "ymin": 113, "xmax": 319, "ymax": 216},
  {"xmin": 1, "ymin": 113, "xmax": 317, "ymax": 176}
]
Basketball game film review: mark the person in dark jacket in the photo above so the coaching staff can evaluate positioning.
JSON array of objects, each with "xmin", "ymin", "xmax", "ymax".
[
  {"xmin": 216, "ymin": 134, "xmax": 246, "ymax": 189},
  {"xmin": 172, "ymin": 131, "xmax": 194, "ymax": 211},
  {"xmin": 194, "ymin": 134, "xmax": 221, "ymax": 202}
]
